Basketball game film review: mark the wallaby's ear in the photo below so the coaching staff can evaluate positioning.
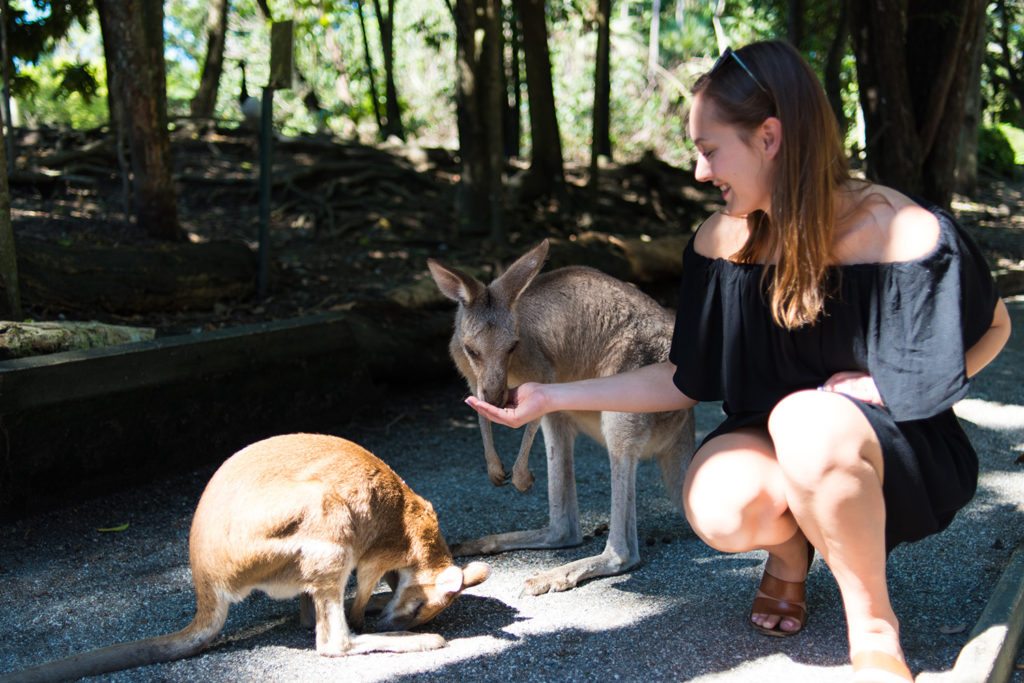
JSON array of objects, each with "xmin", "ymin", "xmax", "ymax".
[
  {"xmin": 492, "ymin": 240, "xmax": 549, "ymax": 304},
  {"xmin": 436, "ymin": 561, "xmax": 490, "ymax": 596},
  {"xmin": 435, "ymin": 565, "xmax": 464, "ymax": 595},
  {"xmin": 461, "ymin": 561, "xmax": 491, "ymax": 589},
  {"xmin": 427, "ymin": 259, "xmax": 486, "ymax": 306}
]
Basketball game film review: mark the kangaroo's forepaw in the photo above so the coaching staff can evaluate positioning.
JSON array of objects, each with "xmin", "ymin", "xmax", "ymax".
[
  {"xmin": 511, "ymin": 467, "xmax": 535, "ymax": 492},
  {"xmin": 486, "ymin": 462, "xmax": 508, "ymax": 487}
]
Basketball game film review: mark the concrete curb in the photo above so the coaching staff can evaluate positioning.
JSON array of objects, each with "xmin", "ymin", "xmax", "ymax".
[{"xmin": 919, "ymin": 542, "xmax": 1024, "ymax": 683}]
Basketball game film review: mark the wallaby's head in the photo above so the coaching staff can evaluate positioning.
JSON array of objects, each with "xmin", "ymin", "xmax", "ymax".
[
  {"xmin": 427, "ymin": 240, "xmax": 549, "ymax": 406},
  {"xmin": 379, "ymin": 561, "xmax": 491, "ymax": 630}
]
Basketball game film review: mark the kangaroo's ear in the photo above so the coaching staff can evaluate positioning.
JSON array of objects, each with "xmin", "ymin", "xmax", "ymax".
[
  {"xmin": 492, "ymin": 240, "xmax": 549, "ymax": 304},
  {"xmin": 427, "ymin": 259, "xmax": 485, "ymax": 306}
]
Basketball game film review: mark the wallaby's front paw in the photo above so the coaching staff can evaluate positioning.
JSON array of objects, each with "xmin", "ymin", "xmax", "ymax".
[
  {"xmin": 408, "ymin": 633, "xmax": 447, "ymax": 651},
  {"xmin": 511, "ymin": 466, "xmax": 535, "ymax": 492},
  {"xmin": 316, "ymin": 640, "xmax": 351, "ymax": 657}
]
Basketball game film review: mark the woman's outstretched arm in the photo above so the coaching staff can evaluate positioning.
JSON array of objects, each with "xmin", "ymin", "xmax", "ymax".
[{"xmin": 464, "ymin": 361, "xmax": 697, "ymax": 428}]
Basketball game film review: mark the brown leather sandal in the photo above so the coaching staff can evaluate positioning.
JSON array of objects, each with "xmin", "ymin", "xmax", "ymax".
[
  {"xmin": 749, "ymin": 540, "xmax": 813, "ymax": 637},
  {"xmin": 851, "ymin": 650, "xmax": 913, "ymax": 682}
]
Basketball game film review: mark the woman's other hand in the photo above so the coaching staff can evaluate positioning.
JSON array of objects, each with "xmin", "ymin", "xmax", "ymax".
[
  {"xmin": 465, "ymin": 382, "xmax": 550, "ymax": 428},
  {"xmin": 819, "ymin": 371, "xmax": 885, "ymax": 406}
]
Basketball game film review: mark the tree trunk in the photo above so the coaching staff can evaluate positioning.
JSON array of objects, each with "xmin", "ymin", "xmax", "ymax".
[
  {"xmin": 451, "ymin": 0, "xmax": 505, "ymax": 238},
  {"xmin": 648, "ymin": 0, "xmax": 660, "ymax": 82},
  {"xmin": 956, "ymin": 11, "xmax": 987, "ymax": 194},
  {"xmin": 1, "ymin": 0, "xmax": 15, "ymax": 175},
  {"xmin": 96, "ymin": 0, "xmax": 182, "ymax": 240},
  {"xmin": 189, "ymin": 0, "xmax": 230, "ymax": 120},
  {"xmin": 787, "ymin": 0, "xmax": 805, "ymax": 49},
  {"xmin": 484, "ymin": 0, "xmax": 505, "ymax": 242},
  {"xmin": 372, "ymin": 0, "xmax": 405, "ymax": 140},
  {"xmin": 589, "ymin": 0, "xmax": 612, "ymax": 194},
  {"xmin": 504, "ymin": 1, "xmax": 522, "ymax": 158},
  {"xmin": 356, "ymin": 0, "xmax": 384, "ymax": 134},
  {"xmin": 514, "ymin": 0, "xmax": 564, "ymax": 199},
  {"xmin": 848, "ymin": 0, "xmax": 984, "ymax": 208},
  {"xmin": 0, "ymin": 121, "xmax": 20, "ymax": 319},
  {"xmin": 823, "ymin": 0, "xmax": 848, "ymax": 137}
]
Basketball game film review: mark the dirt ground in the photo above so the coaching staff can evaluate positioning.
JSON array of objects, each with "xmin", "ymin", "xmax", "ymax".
[{"xmin": 6, "ymin": 125, "xmax": 1024, "ymax": 337}]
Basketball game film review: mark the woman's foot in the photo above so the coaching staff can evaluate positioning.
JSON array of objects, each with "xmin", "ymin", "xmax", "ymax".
[
  {"xmin": 750, "ymin": 536, "xmax": 813, "ymax": 636},
  {"xmin": 850, "ymin": 650, "xmax": 913, "ymax": 682}
]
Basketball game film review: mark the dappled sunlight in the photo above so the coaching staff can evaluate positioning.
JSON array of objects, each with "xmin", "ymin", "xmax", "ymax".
[{"xmin": 954, "ymin": 398, "xmax": 1024, "ymax": 431}]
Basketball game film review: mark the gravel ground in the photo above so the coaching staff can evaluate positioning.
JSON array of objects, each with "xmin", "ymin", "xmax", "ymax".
[{"xmin": 1, "ymin": 299, "xmax": 1022, "ymax": 682}]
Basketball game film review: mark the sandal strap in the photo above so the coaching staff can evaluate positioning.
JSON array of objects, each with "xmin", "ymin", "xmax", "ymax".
[
  {"xmin": 851, "ymin": 651, "xmax": 913, "ymax": 682},
  {"xmin": 757, "ymin": 572, "xmax": 807, "ymax": 603},
  {"xmin": 750, "ymin": 594, "xmax": 805, "ymax": 621}
]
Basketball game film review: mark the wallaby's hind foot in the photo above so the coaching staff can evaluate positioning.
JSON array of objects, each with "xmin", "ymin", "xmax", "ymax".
[
  {"xmin": 451, "ymin": 525, "xmax": 583, "ymax": 557},
  {"xmin": 520, "ymin": 547, "xmax": 641, "ymax": 596}
]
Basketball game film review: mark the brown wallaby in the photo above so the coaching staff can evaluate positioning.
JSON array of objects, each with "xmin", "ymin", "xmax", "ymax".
[
  {"xmin": 427, "ymin": 239, "xmax": 695, "ymax": 595},
  {"xmin": 0, "ymin": 434, "xmax": 490, "ymax": 683}
]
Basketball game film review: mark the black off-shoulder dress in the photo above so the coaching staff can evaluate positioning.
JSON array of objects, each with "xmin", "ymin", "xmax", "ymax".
[{"xmin": 668, "ymin": 205, "xmax": 1001, "ymax": 550}]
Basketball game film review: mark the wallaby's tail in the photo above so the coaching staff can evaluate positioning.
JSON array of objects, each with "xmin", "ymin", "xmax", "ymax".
[{"xmin": 0, "ymin": 598, "xmax": 229, "ymax": 683}]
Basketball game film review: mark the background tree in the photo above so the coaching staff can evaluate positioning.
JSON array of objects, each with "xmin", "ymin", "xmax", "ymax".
[
  {"xmin": 372, "ymin": 0, "xmax": 405, "ymax": 140},
  {"xmin": 514, "ymin": 0, "xmax": 564, "ymax": 200},
  {"xmin": 450, "ymin": 0, "xmax": 506, "ymax": 239},
  {"xmin": 589, "ymin": 0, "xmax": 611, "ymax": 193},
  {"xmin": 189, "ymin": 0, "xmax": 230, "ymax": 120},
  {"xmin": 96, "ymin": 0, "xmax": 182, "ymax": 241},
  {"xmin": 848, "ymin": 0, "xmax": 986, "ymax": 208},
  {"xmin": 0, "ymin": 122, "xmax": 20, "ymax": 319}
]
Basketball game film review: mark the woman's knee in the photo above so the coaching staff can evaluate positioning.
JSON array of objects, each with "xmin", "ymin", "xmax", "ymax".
[
  {"xmin": 768, "ymin": 390, "xmax": 880, "ymax": 487},
  {"xmin": 683, "ymin": 437, "xmax": 786, "ymax": 552}
]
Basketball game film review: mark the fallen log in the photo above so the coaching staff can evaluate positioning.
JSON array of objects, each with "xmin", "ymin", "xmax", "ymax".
[
  {"xmin": 0, "ymin": 320, "xmax": 155, "ymax": 359},
  {"xmin": 6, "ymin": 237, "xmax": 257, "ymax": 314}
]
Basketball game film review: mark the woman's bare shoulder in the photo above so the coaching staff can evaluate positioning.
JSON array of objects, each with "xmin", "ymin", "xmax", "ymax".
[
  {"xmin": 693, "ymin": 211, "xmax": 749, "ymax": 259},
  {"xmin": 833, "ymin": 184, "xmax": 940, "ymax": 265}
]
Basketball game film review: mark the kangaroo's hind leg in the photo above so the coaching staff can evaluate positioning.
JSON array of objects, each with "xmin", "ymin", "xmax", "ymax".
[
  {"xmin": 520, "ymin": 422, "xmax": 644, "ymax": 595},
  {"xmin": 452, "ymin": 413, "xmax": 582, "ymax": 556}
]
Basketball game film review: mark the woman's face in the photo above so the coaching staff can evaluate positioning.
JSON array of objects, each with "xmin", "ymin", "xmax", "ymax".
[{"xmin": 688, "ymin": 93, "xmax": 775, "ymax": 217}]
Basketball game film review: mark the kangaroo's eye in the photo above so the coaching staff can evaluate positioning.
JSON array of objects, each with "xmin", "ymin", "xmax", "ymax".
[
  {"xmin": 508, "ymin": 340, "xmax": 519, "ymax": 355},
  {"xmin": 464, "ymin": 345, "xmax": 481, "ymax": 361}
]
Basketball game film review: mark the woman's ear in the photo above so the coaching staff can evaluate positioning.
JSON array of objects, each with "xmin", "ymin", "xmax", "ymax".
[{"xmin": 760, "ymin": 117, "xmax": 782, "ymax": 160}]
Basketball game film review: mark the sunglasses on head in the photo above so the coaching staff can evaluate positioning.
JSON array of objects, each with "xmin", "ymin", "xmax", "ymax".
[{"xmin": 710, "ymin": 46, "xmax": 769, "ymax": 94}]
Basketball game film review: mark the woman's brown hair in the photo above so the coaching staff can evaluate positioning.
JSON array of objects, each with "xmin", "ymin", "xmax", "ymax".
[{"xmin": 692, "ymin": 40, "xmax": 850, "ymax": 329}]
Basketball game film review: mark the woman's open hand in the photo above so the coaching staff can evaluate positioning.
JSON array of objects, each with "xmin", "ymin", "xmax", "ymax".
[
  {"xmin": 465, "ymin": 382, "xmax": 550, "ymax": 428},
  {"xmin": 819, "ymin": 371, "xmax": 884, "ymax": 406}
]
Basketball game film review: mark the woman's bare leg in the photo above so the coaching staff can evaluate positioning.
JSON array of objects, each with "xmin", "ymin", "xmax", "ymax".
[
  {"xmin": 683, "ymin": 428, "xmax": 810, "ymax": 633},
  {"xmin": 768, "ymin": 390, "xmax": 903, "ymax": 663}
]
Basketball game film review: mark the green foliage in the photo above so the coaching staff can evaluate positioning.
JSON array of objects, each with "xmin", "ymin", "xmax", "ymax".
[
  {"xmin": 978, "ymin": 124, "xmax": 1019, "ymax": 177},
  {"xmin": 3, "ymin": 0, "xmax": 1020, "ymax": 175},
  {"xmin": 996, "ymin": 123, "xmax": 1024, "ymax": 166}
]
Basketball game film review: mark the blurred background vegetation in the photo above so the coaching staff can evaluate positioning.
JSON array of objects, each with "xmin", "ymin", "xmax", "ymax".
[{"xmin": 5, "ymin": 0, "xmax": 1021, "ymax": 169}]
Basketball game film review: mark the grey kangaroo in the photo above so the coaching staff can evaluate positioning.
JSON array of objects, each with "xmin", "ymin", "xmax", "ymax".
[{"xmin": 428, "ymin": 239, "xmax": 695, "ymax": 595}]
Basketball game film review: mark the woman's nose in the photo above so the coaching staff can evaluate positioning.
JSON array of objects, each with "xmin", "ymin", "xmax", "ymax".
[{"xmin": 695, "ymin": 155, "xmax": 712, "ymax": 182}]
